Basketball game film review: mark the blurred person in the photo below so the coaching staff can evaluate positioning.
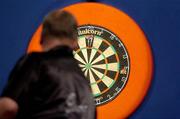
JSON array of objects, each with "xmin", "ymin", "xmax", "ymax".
[{"xmin": 0, "ymin": 10, "xmax": 96, "ymax": 119}]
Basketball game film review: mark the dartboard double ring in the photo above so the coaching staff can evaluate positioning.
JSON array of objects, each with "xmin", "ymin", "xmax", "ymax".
[{"xmin": 74, "ymin": 25, "xmax": 130, "ymax": 105}]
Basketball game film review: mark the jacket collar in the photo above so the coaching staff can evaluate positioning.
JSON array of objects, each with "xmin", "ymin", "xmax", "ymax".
[{"xmin": 46, "ymin": 45, "xmax": 74, "ymax": 58}]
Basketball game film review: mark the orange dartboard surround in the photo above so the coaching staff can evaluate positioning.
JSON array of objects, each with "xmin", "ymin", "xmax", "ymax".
[{"xmin": 28, "ymin": 3, "xmax": 153, "ymax": 119}]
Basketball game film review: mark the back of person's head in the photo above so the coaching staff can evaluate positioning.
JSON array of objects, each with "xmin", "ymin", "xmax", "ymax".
[{"xmin": 40, "ymin": 10, "xmax": 78, "ymax": 44}]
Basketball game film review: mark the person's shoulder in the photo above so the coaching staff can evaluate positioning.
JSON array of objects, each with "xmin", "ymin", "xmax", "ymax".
[
  {"xmin": 7, "ymin": 52, "xmax": 43, "ymax": 82},
  {"xmin": 16, "ymin": 52, "xmax": 43, "ymax": 69}
]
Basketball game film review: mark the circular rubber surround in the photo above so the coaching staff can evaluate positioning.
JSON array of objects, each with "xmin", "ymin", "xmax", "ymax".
[{"xmin": 27, "ymin": 3, "xmax": 153, "ymax": 119}]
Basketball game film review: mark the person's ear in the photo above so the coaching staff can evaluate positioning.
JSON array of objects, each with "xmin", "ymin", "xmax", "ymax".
[{"xmin": 71, "ymin": 40, "xmax": 78, "ymax": 50}]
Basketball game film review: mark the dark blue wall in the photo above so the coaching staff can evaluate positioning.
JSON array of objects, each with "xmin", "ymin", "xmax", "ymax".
[{"xmin": 0, "ymin": 0, "xmax": 179, "ymax": 118}]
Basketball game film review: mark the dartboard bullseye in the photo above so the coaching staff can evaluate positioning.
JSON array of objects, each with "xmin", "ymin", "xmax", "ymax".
[{"xmin": 73, "ymin": 25, "xmax": 130, "ymax": 106}]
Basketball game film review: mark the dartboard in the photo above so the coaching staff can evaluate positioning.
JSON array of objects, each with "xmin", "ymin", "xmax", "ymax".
[{"xmin": 73, "ymin": 25, "xmax": 130, "ymax": 105}]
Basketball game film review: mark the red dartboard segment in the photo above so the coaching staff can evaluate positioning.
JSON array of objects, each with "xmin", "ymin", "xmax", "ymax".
[{"xmin": 28, "ymin": 3, "xmax": 153, "ymax": 119}]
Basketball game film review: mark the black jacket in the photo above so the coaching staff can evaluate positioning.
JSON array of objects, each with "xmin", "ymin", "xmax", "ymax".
[{"xmin": 1, "ymin": 46, "xmax": 96, "ymax": 119}]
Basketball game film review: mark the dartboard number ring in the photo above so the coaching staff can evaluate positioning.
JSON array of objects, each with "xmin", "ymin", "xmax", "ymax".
[{"xmin": 73, "ymin": 25, "xmax": 130, "ymax": 106}]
